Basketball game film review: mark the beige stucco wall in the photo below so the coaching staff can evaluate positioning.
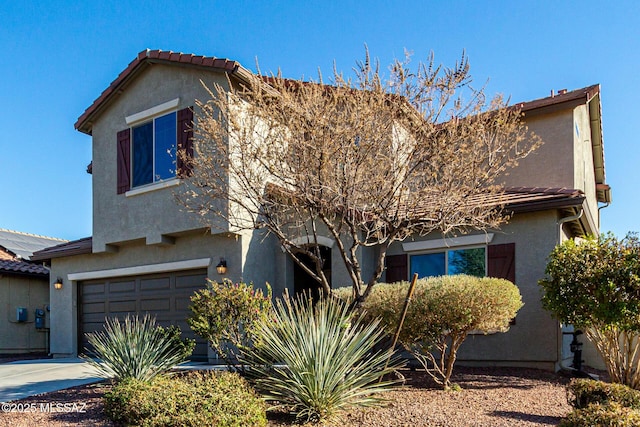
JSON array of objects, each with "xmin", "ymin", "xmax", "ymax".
[
  {"xmin": 383, "ymin": 210, "xmax": 563, "ymax": 369},
  {"xmin": 48, "ymin": 229, "xmax": 279, "ymax": 357},
  {"xmin": 502, "ymin": 109, "xmax": 575, "ymax": 190},
  {"xmin": 90, "ymin": 64, "xmax": 232, "ymax": 253},
  {"xmin": 0, "ymin": 275, "xmax": 49, "ymax": 353},
  {"xmin": 502, "ymin": 104, "xmax": 600, "ymax": 235}
]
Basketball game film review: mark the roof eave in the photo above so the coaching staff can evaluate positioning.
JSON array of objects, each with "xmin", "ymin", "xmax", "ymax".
[
  {"xmin": 75, "ymin": 50, "xmax": 254, "ymax": 136},
  {"xmin": 30, "ymin": 237, "xmax": 93, "ymax": 263},
  {"xmin": 505, "ymin": 195, "xmax": 586, "ymax": 214}
]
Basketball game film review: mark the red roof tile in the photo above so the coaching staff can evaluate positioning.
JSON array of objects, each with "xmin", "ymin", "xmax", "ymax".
[
  {"xmin": 30, "ymin": 237, "xmax": 92, "ymax": 262},
  {"xmin": 75, "ymin": 49, "xmax": 248, "ymax": 135},
  {"xmin": 0, "ymin": 259, "xmax": 49, "ymax": 276}
]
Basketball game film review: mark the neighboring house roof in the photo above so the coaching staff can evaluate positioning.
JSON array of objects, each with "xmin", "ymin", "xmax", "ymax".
[
  {"xmin": 31, "ymin": 237, "xmax": 93, "ymax": 262},
  {"xmin": 0, "ymin": 248, "xmax": 14, "ymax": 260},
  {"xmin": 0, "ymin": 229, "xmax": 67, "ymax": 260},
  {"xmin": 75, "ymin": 49, "xmax": 255, "ymax": 135},
  {"xmin": 0, "ymin": 259, "xmax": 49, "ymax": 277}
]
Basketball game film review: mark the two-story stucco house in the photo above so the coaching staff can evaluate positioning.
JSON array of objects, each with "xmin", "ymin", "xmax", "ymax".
[{"xmin": 32, "ymin": 50, "xmax": 611, "ymax": 368}]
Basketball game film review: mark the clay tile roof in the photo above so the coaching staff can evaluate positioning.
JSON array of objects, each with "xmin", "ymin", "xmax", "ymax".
[
  {"xmin": 30, "ymin": 237, "xmax": 93, "ymax": 262},
  {"xmin": 404, "ymin": 187, "xmax": 584, "ymax": 220},
  {"xmin": 0, "ymin": 259, "xmax": 49, "ymax": 276},
  {"xmin": 75, "ymin": 49, "xmax": 247, "ymax": 135}
]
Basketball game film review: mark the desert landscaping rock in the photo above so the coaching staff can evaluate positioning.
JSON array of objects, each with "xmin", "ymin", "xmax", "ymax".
[{"xmin": 0, "ymin": 367, "xmax": 573, "ymax": 427}]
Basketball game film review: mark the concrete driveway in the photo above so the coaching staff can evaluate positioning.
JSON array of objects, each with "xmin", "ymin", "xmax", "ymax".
[{"xmin": 0, "ymin": 358, "xmax": 103, "ymax": 402}]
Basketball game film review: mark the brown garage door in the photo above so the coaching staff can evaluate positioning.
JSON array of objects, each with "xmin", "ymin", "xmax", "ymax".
[{"xmin": 78, "ymin": 269, "xmax": 208, "ymax": 360}]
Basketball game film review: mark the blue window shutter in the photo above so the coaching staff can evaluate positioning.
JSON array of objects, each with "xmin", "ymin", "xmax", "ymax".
[{"xmin": 116, "ymin": 129, "xmax": 131, "ymax": 194}]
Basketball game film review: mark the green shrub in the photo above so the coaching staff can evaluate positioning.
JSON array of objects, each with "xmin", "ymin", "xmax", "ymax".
[
  {"xmin": 188, "ymin": 279, "xmax": 272, "ymax": 367},
  {"xmin": 104, "ymin": 370, "xmax": 267, "ymax": 427},
  {"xmin": 81, "ymin": 314, "xmax": 194, "ymax": 382},
  {"xmin": 335, "ymin": 275, "xmax": 523, "ymax": 389},
  {"xmin": 158, "ymin": 324, "xmax": 196, "ymax": 361},
  {"xmin": 567, "ymin": 378, "xmax": 640, "ymax": 409},
  {"xmin": 560, "ymin": 402, "xmax": 640, "ymax": 427},
  {"xmin": 540, "ymin": 234, "xmax": 640, "ymax": 388},
  {"xmin": 242, "ymin": 295, "xmax": 402, "ymax": 423}
]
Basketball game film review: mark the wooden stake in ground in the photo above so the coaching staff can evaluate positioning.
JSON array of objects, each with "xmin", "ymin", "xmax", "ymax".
[{"xmin": 380, "ymin": 272, "xmax": 419, "ymax": 381}]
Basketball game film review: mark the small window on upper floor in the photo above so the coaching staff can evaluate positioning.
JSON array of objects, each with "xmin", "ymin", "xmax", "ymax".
[
  {"xmin": 132, "ymin": 111, "xmax": 177, "ymax": 187},
  {"xmin": 116, "ymin": 105, "xmax": 193, "ymax": 195}
]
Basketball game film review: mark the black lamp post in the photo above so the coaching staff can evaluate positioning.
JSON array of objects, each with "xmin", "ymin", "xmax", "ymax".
[{"xmin": 570, "ymin": 330, "xmax": 584, "ymax": 372}]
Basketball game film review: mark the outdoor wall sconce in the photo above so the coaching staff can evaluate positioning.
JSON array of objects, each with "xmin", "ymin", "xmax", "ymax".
[
  {"xmin": 53, "ymin": 277, "xmax": 64, "ymax": 290},
  {"xmin": 216, "ymin": 258, "xmax": 227, "ymax": 275}
]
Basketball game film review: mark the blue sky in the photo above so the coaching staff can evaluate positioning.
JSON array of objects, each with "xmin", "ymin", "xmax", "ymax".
[{"xmin": 1, "ymin": 0, "xmax": 637, "ymax": 241}]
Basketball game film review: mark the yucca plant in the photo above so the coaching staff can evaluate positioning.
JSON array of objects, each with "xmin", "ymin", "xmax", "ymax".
[
  {"xmin": 81, "ymin": 314, "xmax": 194, "ymax": 382},
  {"xmin": 243, "ymin": 295, "xmax": 402, "ymax": 423}
]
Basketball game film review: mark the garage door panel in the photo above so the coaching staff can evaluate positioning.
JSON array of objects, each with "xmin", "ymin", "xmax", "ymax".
[
  {"xmin": 82, "ymin": 302, "xmax": 106, "ymax": 314},
  {"xmin": 140, "ymin": 277, "xmax": 171, "ymax": 291},
  {"xmin": 140, "ymin": 298, "xmax": 171, "ymax": 311},
  {"xmin": 175, "ymin": 296, "xmax": 194, "ymax": 311},
  {"xmin": 82, "ymin": 283, "xmax": 105, "ymax": 295},
  {"xmin": 176, "ymin": 273, "xmax": 207, "ymax": 288},
  {"xmin": 79, "ymin": 269, "xmax": 208, "ymax": 360},
  {"xmin": 108, "ymin": 300, "xmax": 137, "ymax": 313},
  {"xmin": 109, "ymin": 281, "xmax": 136, "ymax": 293}
]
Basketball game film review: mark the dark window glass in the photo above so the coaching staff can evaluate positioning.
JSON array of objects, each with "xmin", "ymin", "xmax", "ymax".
[
  {"xmin": 130, "ymin": 112, "xmax": 177, "ymax": 188},
  {"xmin": 132, "ymin": 121, "xmax": 153, "ymax": 187},
  {"xmin": 411, "ymin": 252, "xmax": 445, "ymax": 278},
  {"xmin": 154, "ymin": 111, "xmax": 176, "ymax": 180},
  {"xmin": 449, "ymin": 248, "xmax": 486, "ymax": 277}
]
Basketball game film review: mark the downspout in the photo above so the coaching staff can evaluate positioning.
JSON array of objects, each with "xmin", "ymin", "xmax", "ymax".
[
  {"xmin": 558, "ymin": 207, "xmax": 583, "ymax": 245},
  {"xmin": 556, "ymin": 207, "xmax": 584, "ymax": 371},
  {"xmin": 597, "ymin": 202, "xmax": 610, "ymax": 230}
]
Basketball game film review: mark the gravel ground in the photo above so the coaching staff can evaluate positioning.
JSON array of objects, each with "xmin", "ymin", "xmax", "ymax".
[{"xmin": 0, "ymin": 366, "xmax": 576, "ymax": 427}]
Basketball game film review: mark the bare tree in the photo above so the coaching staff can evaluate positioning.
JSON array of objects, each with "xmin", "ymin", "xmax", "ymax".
[{"xmin": 179, "ymin": 50, "xmax": 540, "ymax": 305}]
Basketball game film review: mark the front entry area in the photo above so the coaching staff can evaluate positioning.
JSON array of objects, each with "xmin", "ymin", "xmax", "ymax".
[
  {"xmin": 293, "ymin": 246, "xmax": 332, "ymax": 301},
  {"xmin": 78, "ymin": 269, "xmax": 208, "ymax": 360}
]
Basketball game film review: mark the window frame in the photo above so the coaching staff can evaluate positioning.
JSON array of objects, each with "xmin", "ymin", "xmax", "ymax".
[
  {"xmin": 409, "ymin": 244, "xmax": 488, "ymax": 279},
  {"xmin": 130, "ymin": 110, "xmax": 178, "ymax": 189}
]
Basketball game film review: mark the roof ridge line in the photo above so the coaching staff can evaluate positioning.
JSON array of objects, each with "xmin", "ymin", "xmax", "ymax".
[{"xmin": 0, "ymin": 228, "xmax": 68, "ymax": 242}]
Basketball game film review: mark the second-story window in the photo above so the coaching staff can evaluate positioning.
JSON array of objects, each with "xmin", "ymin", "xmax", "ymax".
[
  {"xmin": 117, "ymin": 103, "xmax": 192, "ymax": 195},
  {"xmin": 132, "ymin": 111, "xmax": 177, "ymax": 187}
]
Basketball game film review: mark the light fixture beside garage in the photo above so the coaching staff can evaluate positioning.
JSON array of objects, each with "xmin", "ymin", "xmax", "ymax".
[
  {"xmin": 216, "ymin": 258, "xmax": 227, "ymax": 275},
  {"xmin": 53, "ymin": 277, "xmax": 64, "ymax": 290}
]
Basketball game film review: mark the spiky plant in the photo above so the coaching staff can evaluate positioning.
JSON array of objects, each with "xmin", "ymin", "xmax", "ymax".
[
  {"xmin": 81, "ymin": 314, "xmax": 193, "ymax": 382},
  {"xmin": 243, "ymin": 295, "xmax": 402, "ymax": 423}
]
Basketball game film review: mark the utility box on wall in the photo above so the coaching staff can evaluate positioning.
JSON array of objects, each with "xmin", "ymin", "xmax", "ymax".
[
  {"xmin": 35, "ymin": 308, "xmax": 45, "ymax": 329},
  {"xmin": 16, "ymin": 307, "xmax": 27, "ymax": 322}
]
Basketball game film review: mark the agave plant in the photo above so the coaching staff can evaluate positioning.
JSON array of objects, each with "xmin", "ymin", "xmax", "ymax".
[
  {"xmin": 81, "ymin": 314, "xmax": 193, "ymax": 382},
  {"xmin": 243, "ymin": 295, "xmax": 402, "ymax": 423}
]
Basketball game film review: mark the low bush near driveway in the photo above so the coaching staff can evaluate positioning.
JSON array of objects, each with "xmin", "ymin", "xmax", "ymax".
[
  {"xmin": 104, "ymin": 370, "xmax": 267, "ymax": 426},
  {"xmin": 560, "ymin": 379, "xmax": 640, "ymax": 426},
  {"xmin": 567, "ymin": 378, "xmax": 640, "ymax": 409},
  {"xmin": 559, "ymin": 402, "xmax": 640, "ymax": 427}
]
